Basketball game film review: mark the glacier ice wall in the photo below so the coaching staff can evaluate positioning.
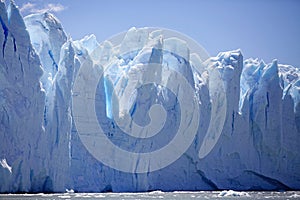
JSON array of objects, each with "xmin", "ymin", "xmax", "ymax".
[
  {"xmin": 0, "ymin": 1, "xmax": 46, "ymax": 192},
  {"xmin": 68, "ymin": 28, "xmax": 300, "ymax": 191},
  {"xmin": 0, "ymin": 1, "xmax": 300, "ymax": 192},
  {"xmin": 24, "ymin": 12, "xmax": 78, "ymax": 192}
]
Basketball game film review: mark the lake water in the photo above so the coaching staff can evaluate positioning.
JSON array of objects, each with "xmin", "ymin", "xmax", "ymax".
[{"xmin": 1, "ymin": 191, "xmax": 300, "ymax": 200}]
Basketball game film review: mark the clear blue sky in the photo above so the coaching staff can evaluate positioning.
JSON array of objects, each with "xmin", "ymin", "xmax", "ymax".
[{"xmin": 13, "ymin": 0, "xmax": 300, "ymax": 67}]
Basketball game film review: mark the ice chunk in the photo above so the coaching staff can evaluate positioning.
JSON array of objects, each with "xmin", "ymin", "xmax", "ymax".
[{"xmin": 0, "ymin": 159, "xmax": 12, "ymax": 174}]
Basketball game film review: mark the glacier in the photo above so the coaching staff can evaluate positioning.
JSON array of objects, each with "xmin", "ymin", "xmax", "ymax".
[{"xmin": 0, "ymin": 1, "xmax": 300, "ymax": 192}]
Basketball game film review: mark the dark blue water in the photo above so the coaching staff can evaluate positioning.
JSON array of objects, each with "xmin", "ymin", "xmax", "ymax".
[{"xmin": 1, "ymin": 191, "xmax": 299, "ymax": 200}]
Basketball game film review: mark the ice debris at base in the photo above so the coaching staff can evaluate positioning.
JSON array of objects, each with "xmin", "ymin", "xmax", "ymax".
[
  {"xmin": 289, "ymin": 193, "xmax": 300, "ymax": 198},
  {"xmin": 218, "ymin": 190, "xmax": 250, "ymax": 197},
  {"xmin": 0, "ymin": 1, "xmax": 300, "ymax": 192}
]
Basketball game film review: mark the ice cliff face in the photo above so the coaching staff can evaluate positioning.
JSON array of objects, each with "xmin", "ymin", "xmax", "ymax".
[
  {"xmin": 0, "ymin": 2, "xmax": 76, "ymax": 192},
  {"xmin": 0, "ymin": 2, "xmax": 299, "ymax": 192},
  {"xmin": 0, "ymin": 1, "xmax": 46, "ymax": 192},
  {"xmin": 24, "ymin": 12, "xmax": 77, "ymax": 192},
  {"xmin": 24, "ymin": 12, "xmax": 67, "ymax": 91}
]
